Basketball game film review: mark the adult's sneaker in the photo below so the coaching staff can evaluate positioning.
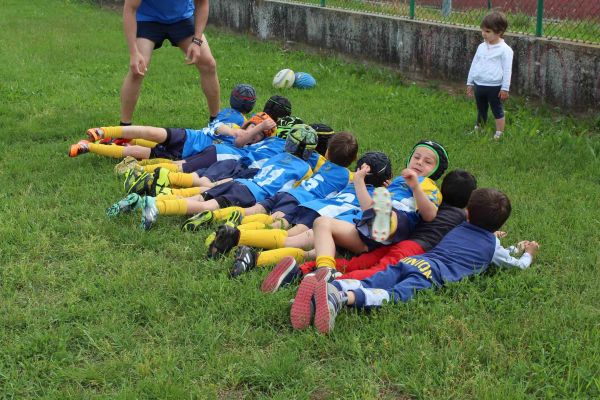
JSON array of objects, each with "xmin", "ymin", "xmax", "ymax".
[
  {"xmin": 207, "ymin": 223, "xmax": 240, "ymax": 258},
  {"xmin": 313, "ymin": 280, "xmax": 346, "ymax": 334},
  {"xmin": 140, "ymin": 196, "xmax": 158, "ymax": 230},
  {"xmin": 106, "ymin": 193, "xmax": 141, "ymax": 217},
  {"xmin": 371, "ymin": 186, "xmax": 392, "ymax": 242},
  {"xmin": 124, "ymin": 169, "xmax": 152, "ymax": 195},
  {"xmin": 68, "ymin": 140, "xmax": 90, "ymax": 157},
  {"xmin": 181, "ymin": 210, "xmax": 214, "ymax": 232},
  {"xmin": 230, "ymin": 246, "xmax": 257, "ymax": 278},
  {"xmin": 261, "ymin": 256, "xmax": 302, "ymax": 293}
]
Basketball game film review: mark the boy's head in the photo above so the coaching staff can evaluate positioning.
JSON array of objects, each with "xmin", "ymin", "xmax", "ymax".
[
  {"xmin": 406, "ymin": 140, "xmax": 449, "ymax": 180},
  {"xmin": 284, "ymin": 124, "xmax": 318, "ymax": 161},
  {"xmin": 230, "ymin": 84, "xmax": 257, "ymax": 114},
  {"xmin": 276, "ymin": 116, "xmax": 305, "ymax": 139},
  {"xmin": 323, "ymin": 131, "xmax": 358, "ymax": 167},
  {"xmin": 441, "ymin": 169, "xmax": 477, "ymax": 208},
  {"xmin": 263, "ymin": 95, "xmax": 292, "ymax": 123},
  {"xmin": 356, "ymin": 151, "xmax": 392, "ymax": 187},
  {"xmin": 481, "ymin": 11, "xmax": 508, "ymax": 36},
  {"xmin": 467, "ymin": 188, "xmax": 511, "ymax": 232},
  {"xmin": 310, "ymin": 123, "xmax": 335, "ymax": 157}
]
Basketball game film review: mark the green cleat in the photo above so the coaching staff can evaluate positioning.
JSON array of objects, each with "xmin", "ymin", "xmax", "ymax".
[
  {"xmin": 150, "ymin": 167, "xmax": 171, "ymax": 196},
  {"xmin": 106, "ymin": 193, "xmax": 142, "ymax": 217},
  {"xmin": 181, "ymin": 210, "xmax": 214, "ymax": 232},
  {"xmin": 124, "ymin": 169, "xmax": 153, "ymax": 195},
  {"xmin": 114, "ymin": 156, "xmax": 140, "ymax": 175},
  {"xmin": 140, "ymin": 196, "xmax": 158, "ymax": 230}
]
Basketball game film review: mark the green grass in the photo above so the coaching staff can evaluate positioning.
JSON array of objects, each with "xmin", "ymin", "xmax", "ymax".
[
  {"xmin": 1, "ymin": 0, "xmax": 600, "ymax": 398},
  {"xmin": 290, "ymin": 0, "xmax": 600, "ymax": 44}
]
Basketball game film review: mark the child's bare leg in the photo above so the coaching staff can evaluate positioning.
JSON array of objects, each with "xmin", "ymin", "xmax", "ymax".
[
  {"xmin": 243, "ymin": 204, "xmax": 267, "ymax": 216},
  {"xmin": 120, "ymin": 126, "xmax": 168, "ymax": 142},
  {"xmin": 287, "ymin": 224, "xmax": 309, "ymax": 236},
  {"xmin": 284, "ymin": 229, "xmax": 315, "ymax": 250},
  {"xmin": 495, "ymin": 117, "xmax": 505, "ymax": 132},
  {"xmin": 185, "ymin": 198, "xmax": 220, "ymax": 214},
  {"xmin": 123, "ymin": 145, "xmax": 152, "ymax": 159},
  {"xmin": 313, "ymin": 216, "xmax": 368, "ymax": 258}
]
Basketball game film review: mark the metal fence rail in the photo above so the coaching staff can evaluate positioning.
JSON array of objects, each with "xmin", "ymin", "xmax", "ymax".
[{"xmin": 289, "ymin": 0, "xmax": 600, "ymax": 44}]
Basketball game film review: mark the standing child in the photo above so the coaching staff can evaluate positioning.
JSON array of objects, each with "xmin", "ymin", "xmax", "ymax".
[{"xmin": 467, "ymin": 11, "xmax": 513, "ymax": 140}]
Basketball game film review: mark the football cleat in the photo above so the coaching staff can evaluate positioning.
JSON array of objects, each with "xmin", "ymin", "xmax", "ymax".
[
  {"xmin": 207, "ymin": 223, "xmax": 240, "ymax": 258},
  {"xmin": 86, "ymin": 128, "xmax": 104, "ymax": 142},
  {"xmin": 181, "ymin": 210, "xmax": 214, "ymax": 232},
  {"xmin": 230, "ymin": 246, "xmax": 257, "ymax": 278},
  {"xmin": 106, "ymin": 193, "xmax": 141, "ymax": 217},
  {"xmin": 371, "ymin": 187, "xmax": 392, "ymax": 242},
  {"xmin": 68, "ymin": 140, "xmax": 89, "ymax": 157},
  {"xmin": 140, "ymin": 196, "xmax": 158, "ymax": 230},
  {"xmin": 224, "ymin": 210, "xmax": 243, "ymax": 227},
  {"xmin": 150, "ymin": 167, "xmax": 171, "ymax": 197},
  {"xmin": 114, "ymin": 156, "xmax": 140, "ymax": 175},
  {"xmin": 260, "ymin": 256, "xmax": 302, "ymax": 293},
  {"xmin": 124, "ymin": 169, "xmax": 152, "ymax": 195}
]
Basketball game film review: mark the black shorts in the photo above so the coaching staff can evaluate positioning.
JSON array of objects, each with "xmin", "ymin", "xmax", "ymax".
[
  {"xmin": 203, "ymin": 181, "xmax": 257, "ymax": 208},
  {"xmin": 181, "ymin": 146, "xmax": 217, "ymax": 173},
  {"xmin": 259, "ymin": 192, "xmax": 300, "ymax": 222},
  {"xmin": 196, "ymin": 160, "xmax": 259, "ymax": 182},
  {"xmin": 150, "ymin": 128, "xmax": 186, "ymax": 160},
  {"xmin": 137, "ymin": 17, "xmax": 195, "ymax": 49},
  {"xmin": 289, "ymin": 206, "xmax": 322, "ymax": 229}
]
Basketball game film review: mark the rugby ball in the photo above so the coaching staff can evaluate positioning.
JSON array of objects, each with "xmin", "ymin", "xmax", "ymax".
[
  {"xmin": 293, "ymin": 72, "xmax": 316, "ymax": 89},
  {"xmin": 272, "ymin": 69, "xmax": 295, "ymax": 89}
]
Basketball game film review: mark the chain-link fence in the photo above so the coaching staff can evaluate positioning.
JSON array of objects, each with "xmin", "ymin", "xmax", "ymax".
[{"xmin": 288, "ymin": 0, "xmax": 600, "ymax": 44}]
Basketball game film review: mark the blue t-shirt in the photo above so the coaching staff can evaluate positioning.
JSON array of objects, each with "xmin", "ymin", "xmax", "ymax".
[
  {"xmin": 181, "ymin": 109, "xmax": 245, "ymax": 158},
  {"xmin": 241, "ymin": 137, "xmax": 287, "ymax": 168},
  {"xmin": 137, "ymin": 0, "xmax": 195, "ymax": 24},
  {"xmin": 236, "ymin": 153, "xmax": 311, "ymax": 202},
  {"xmin": 282, "ymin": 161, "xmax": 350, "ymax": 204},
  {"xmin": 300, "ymin": 183, "xmax": 375, "ymax": 222}
]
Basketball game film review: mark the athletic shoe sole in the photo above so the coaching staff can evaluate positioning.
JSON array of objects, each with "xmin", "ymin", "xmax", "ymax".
[
  {"xmin": 106, "ymin": 193, "xmax": 140, "ymax": 217},
  {"xmin": 313, "ymin": 280, "xmax": 334, "ymax": 334},
  {"xmin": 261, "ymin": 256, "xmax": 297, "ymax": 293},
  {"xmin": 371, "ymin": 187, "xmax": 392, "ymax": 242},
  {"xmin": 290, "ymin": 274, "xmax": 317, "ymax": 330}
]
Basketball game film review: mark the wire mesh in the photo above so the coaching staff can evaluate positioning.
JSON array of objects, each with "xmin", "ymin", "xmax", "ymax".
[{"xmin": 284, "ymin": 0, "xmax": 600, "ymax": 44}]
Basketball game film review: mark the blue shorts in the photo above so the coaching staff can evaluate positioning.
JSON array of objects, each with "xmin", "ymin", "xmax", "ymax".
[
  {"xmin": 150, "ymin": 128, "xmax": 186, "ymax": 160},
  {"xmin": 259, "ymin": 192, "xmax": 300, "ymax": 222},
  {"xmin": 196, "ymin": 160, "xmax": 258, "ymax": 182},
  {"xmin": 474, "ymin": 84, "xmax": 504, "ymax": 121},
  {"xmin": 355, "ymin": 208, "xmax": 412, "ymax": 252},
  {"xmin": 137, "ymin": 18, "xmax": 195, "ymax": 49},
  {"xmin": 181, "ymin": 146, "xmax": 217, "ymax": 173},
  {"xmin": 203, "ymin": 181, "xmax": 257, "ymax": 208},
  {"xmin": 289, "ymin": 206, "xmax": 322, "ymax": 229}
]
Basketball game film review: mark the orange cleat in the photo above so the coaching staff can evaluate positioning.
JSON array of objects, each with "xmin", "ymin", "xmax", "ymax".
[
  {"xmin": 86, "ymin": 128, "xmax": 104, "ymax": 142},
  {"xmin": 68, "ymin": 140, "xmax": 90, "ymax": 157}
]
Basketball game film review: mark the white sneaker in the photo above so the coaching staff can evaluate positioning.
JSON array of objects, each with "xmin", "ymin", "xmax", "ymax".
[{"xmin": 493, "ymin": 131, "xmax": 503, "ymax": 140}]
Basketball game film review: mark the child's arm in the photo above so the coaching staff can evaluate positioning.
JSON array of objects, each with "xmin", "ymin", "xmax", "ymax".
[
  {"xmin": 491, "ymin": 239, "xmax": 540, "ymax": 269},
  {"xmin": 354, "ymin": 163, "xmax": 374, "ymax": 211},
  {"xmin": 402, "ymin": 169, "xmax": 437, "ymax": 222},
  {"xmin": 466, "ymin": 45, "xmax": 481, "ymax": 97},
  {"xmin": 499, "ymin": 46, "xmax": 514, "ymax": 101},
  {"xmin": 217, "ymin": 119, "xmax": 275, "ymax": 141}
]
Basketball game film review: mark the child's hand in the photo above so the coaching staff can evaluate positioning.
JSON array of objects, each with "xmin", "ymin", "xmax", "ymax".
[
  {"xmin": 401, "ymin": 168, "xmax": 419, "ymax": 189},
  {"xmin": 466, "ymin": 85, "xmax": 474, "ymax": 97},
  {"xmin": 494, "ymin": 231, "xmax": 507, "ymax": 238},
  {"xmin": 383, "ymin": 179, "xmax": 391, "ymax": 188},
  {"xmin": 524, "ymin": 241, "xmax": 540, "ymax": 257},
  {"xmin": 259, "ymin": 118, "xmax": 276, "ymax": 132},
  {"xmin": 499, "ymin": 90, "xmax": 509, "ymax": 101},
  {"xmin": 354, "ymin": 163, "xmax": 370, "ymax": 183}
]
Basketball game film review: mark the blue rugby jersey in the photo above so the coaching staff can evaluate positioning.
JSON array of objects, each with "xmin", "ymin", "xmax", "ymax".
[
  {"xmin": 181, "ymin": 108, "xmax": 245, "ymax": 158},
  {"xmin": 241, "ymin": 137, "xmax": 287, "ymax": 168},
  {"xmin": 235, "ymin": 153, "xmax": 312, "ymax": 202},
  {"xmin": 282, "ymin": 161, "xmax": 351, "ymax": 204},
  {"xmin": 137, "ymin": 0, "xmax": 194, "ymax": 23},
  {"xmin": 300, "ymin": 183, "xmax": 375, "ymax": 222}
]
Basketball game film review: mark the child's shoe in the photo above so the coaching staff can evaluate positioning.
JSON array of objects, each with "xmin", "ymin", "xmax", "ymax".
[
  {"xmin": 124, "ymin": 169, "xmax": 153, "ymax": 195},
  {"xmin": 230, "ymin": 246, "xmax": 257, "ymax": 278},
  {"xmin": 371, "ymin": 187, "xmax": 392, "ymax": 242},
  {"xmin": 225, "ymin": 210, "xmax": 243, "ymax": 227},
  {"xmin": 261, "ymin": 256, "xmax": 302, "ymax": 293},
  {"xmin": 140, "ymin": 196, "xmax": 158, "ymax": 230},
  {"xmin": 313, "ymin": 280, "xmax": 347, "ymax": 334},
  {"xmin": 150, "ymin": 168, "xmax": 171, "ymax": 196},
  {"xmin": 106, "ymin": 193, "xmax": 141, "ymax": 217},
  {"xmin": 181, "ymin": 210, "xmax": 214, "ymax": 232},
  {"xmin": 114, "ymin": 156, "xmax": 140, "ymax": 175},
  {"xmin": 493, "ymin": 131, "xmax": 503, "ymax": 140},
  {"xmin": 290, "ymin": 273, "xmax": 321, "ymax": 330},
  {"xmin": 207, "ymin": 224, "xmax": 240, "ymax": 258},
  {"xmin": 68, "ymin": 140, "xmax": 90, "ymax": 157},
  {"xmin": 86, "ymin": 128, "xmax": 104, "ymax": 142}
]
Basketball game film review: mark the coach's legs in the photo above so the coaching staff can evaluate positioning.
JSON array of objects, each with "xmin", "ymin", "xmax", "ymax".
[{"xmin": 120, "ymin": 38, "xmax": 155, "ymax": 124}]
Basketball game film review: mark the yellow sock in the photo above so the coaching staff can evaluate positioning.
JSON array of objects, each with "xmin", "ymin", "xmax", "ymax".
[
  {"xmin": 156, "ymin": 199, "xmax": 188, "ymax": 215},
  {"xmin": 315, "ymin": 255, "xmax": 337, "ymax": 269},
  {"xmin": 171, "ymin": 187, "xmax": 201, "ymax": 198},
  {"xmin": 241, "ymin": 213, "xmax": 274, "ymax": 225},
  {"xmin": 238, "ymin": 222, "xmax": 266, "ymax": 231},
  {"xmin": 157, "ymin": 194, "xmax": 178, "ymax": 200},
  {"xmin": 168, "ymin": 172, "xmax": 194, "ymax": 188},
  {"xmin": 239, "ymin": 229, "xmax": 288, "ymax": 249},
  {"xmin": 213, "ymin": 207, "xmax": 245, "ymax": 221},
  {"xmin": 139, "ymin": 158, "xmax": 172, "ymax": 166},
  {"xmin": 130, "ymin": 138, "xmax": 157, "ymax": 148},
  {"xmin": 100, "ymin": 126, "xmax": 123, "ymax": 138},
  {"xmin": 257, "ymin": 248, "xmax": 305, "ymax": 267},
  {"xmin": 143, "ymin": 163, "xmax": 179, "ymax": 173},
  {"xmin": 88, "ymin": 143, "xmax": 125, "ymax": 158}
]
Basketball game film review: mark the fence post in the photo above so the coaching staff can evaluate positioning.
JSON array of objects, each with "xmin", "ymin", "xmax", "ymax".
[
  {"xmin": 320, "ymin": 0, "xmax": 325, "ymax": 6},
  {"xmin": 487, "ymin": 0, "xmax": 492, "ymax": 10},
  {"xmin": 536, "ymin": 0, "xmax": 544, "ymax": 36},
  {"xmin": 442, "ymin": 0, "xmax": 452, "ymax": 17},
  {"xmin": 410, "ymin": 0, "xmax": 415, "ymax": 19}
]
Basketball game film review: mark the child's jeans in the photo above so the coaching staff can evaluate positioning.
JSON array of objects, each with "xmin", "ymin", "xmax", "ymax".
[{"xmin": 474, "ymin": 84, "xmax": 504, "ymax": 124}]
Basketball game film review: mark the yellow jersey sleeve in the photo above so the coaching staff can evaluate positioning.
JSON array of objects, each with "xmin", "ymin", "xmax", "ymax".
[{"xmin": 419, "ymin": 178, "xmax": 442, "ymax": 208}]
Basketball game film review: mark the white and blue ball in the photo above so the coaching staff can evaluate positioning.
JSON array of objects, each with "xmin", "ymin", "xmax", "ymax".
[
  {"xmin": 272, "ymin": 69, "xmax": 296, "ymax": 89},
  {"xmin": 293, "ymin": 72, "xmax": 316, "ymax": 89}
]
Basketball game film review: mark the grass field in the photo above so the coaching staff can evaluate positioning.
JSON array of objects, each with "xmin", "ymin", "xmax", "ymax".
[{"xmin": 1, "ymin": 0, "xmax": 599, "ymax": 398}]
